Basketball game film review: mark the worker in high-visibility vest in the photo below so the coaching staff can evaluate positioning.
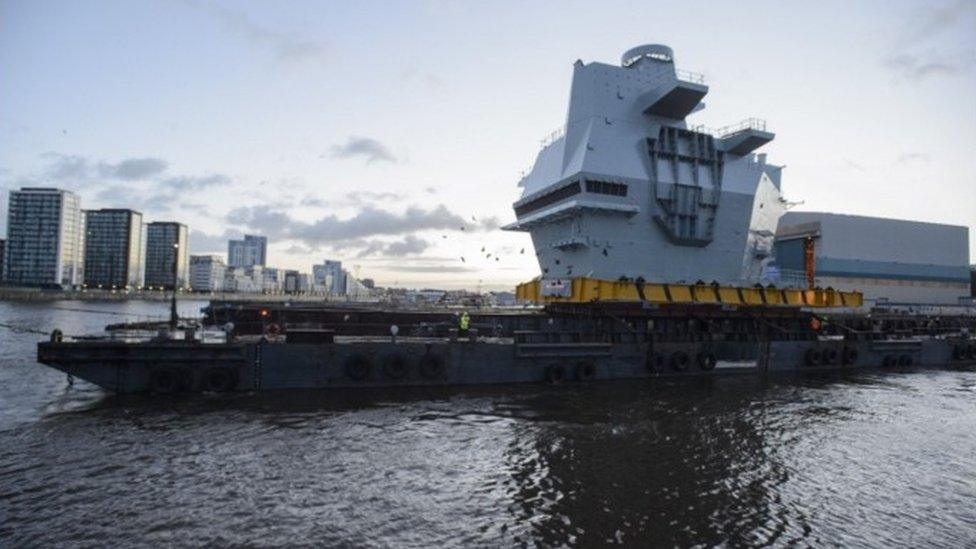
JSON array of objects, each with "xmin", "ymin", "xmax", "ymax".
[{"xmin": 459, "ymin": 311, "xmax": 470, "ymax": 335}]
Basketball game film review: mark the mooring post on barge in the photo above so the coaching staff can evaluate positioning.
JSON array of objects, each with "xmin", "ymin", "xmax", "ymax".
[{"xmin": 169, "ymin": 242, "xmax": 180, "ymax": 332}]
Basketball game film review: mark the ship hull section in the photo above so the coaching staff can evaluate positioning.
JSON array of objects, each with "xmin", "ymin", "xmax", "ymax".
[{"xmin": 37, "ymin": 338, "xmax": 973, "ymax": 394}]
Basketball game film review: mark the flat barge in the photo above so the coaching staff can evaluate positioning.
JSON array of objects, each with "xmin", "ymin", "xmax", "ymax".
[{"xmin": 37, "ymin": 302, "xmax": 976, "ymax": 394}]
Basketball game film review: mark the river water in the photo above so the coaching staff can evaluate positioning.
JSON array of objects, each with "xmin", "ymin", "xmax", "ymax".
[{"xmin": 1, "ymin": 300, "xmax": 975, "ymax": 547}]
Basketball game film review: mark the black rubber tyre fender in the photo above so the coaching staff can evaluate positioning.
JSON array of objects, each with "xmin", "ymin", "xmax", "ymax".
[
  {"xmin": 696, "ymin": 351, "xmax": 717, "ymax": 371},
  {"xmin": 345, "ymin": 355, "xmax": 371, "ymax": 381},
  {"xmin": 149, "ymin": 369, "xmax": 177, "ymax": 394},
  {"xmin": 546, "ymin": 364, "xmax": 566, "ymax": 384},
  {"xmin": 670, "ymin": 351, "xmax": 690, "ymax": 372},
  {"xmin": 382, "ymin": 354, "xmax": 410, "ymax": 380},
  {"xmin": 576, "ymin": 359, "xmax": 597, "ymax": 381},
  {"xmin": 822, "ymin": 347, "xmax": 840, "ymax": 365},
  {"xmin": 804, "ymin": 348, "xmax": 822, "ymax": 367},
  {"xmin": 418, "ymin": 354, "xmax": 446, "ymax": 379},
  {"xmin": 203, "ymin": 367, "xmax": 238, "ymax": 392},
  {"xmin": 646, "ymin": 351, "xmax": 666, "ymax": 372},
  {"xmin": 882, "ymin": 355, "xmax": 897, "ymax": 368},
  {"xmin": 842, "ymin": 347, "xmax": 859, "ymax": 366},
  {"xmin": 898, "ymin": 354, "xmax": 914, "ymax": 367},
  {"xmin": 951, "ymin": 344, "xmax": 966, "ymax": 361},
  {"xmin": 175, "ymin": 367, "xmax": 196, "ymax": 392}
]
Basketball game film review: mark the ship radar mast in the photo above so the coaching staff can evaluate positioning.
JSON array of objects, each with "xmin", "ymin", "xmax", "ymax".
[{"xmin": 620, "ymin": 44, "xmax": 674, "ymax": 67}]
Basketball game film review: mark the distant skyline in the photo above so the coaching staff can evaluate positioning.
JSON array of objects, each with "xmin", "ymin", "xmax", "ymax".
[{"xmin": 1, "ymin": 0, "xmax": 974, "ymax": 289}]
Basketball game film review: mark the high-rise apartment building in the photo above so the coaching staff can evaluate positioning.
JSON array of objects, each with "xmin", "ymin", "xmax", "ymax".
[
  {"xmin": 189, "ymin": 254, "xmax": 226, "ymax": 292},
  {"xmin": 312, "ymin": 259, "xmax": 345, "ymax": 294},
  {"xmin": 284, "ymin": 270, "xmax": 311, "ymax": 293},
  {"xmin": 227, "ymin": 234, "xmax": 267, "ymax": 267},
  {"xmin": 4, "ymin": 187, "xmax": 84, "ymax": 287},
  {"xmin": 144, "ymin": 222, "xmax": 188, "ymax": 290},
  {"xmin": 83, "ymin": 209, "xmax": 143, "ymax": 289}
]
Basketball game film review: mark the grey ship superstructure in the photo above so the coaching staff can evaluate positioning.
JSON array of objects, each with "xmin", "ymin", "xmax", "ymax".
[{"xmin": 507, "ymin": 44, "xmax": 783, "ymax": 285}]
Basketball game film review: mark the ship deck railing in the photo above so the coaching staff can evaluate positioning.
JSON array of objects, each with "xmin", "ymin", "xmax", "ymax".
[
  {"xmin": 689, "ymin": 118, "xmax": 768, "ymax": 138},
  {"xmin": 675, "ymin": 68, "xmax": 706, "ymax": 84},
  {"xmin": 64, "ymin": 328, "xmax": 230, "ymax": 345}
]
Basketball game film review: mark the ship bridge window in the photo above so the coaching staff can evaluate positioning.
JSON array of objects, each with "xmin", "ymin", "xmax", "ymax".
[
  {"xmin": 515, "ymin": 182, "xmax": 582, "ymax": 217},
  {"xmin": 585, "ymin": 180, "xmax": 628, "ymax": 197}
]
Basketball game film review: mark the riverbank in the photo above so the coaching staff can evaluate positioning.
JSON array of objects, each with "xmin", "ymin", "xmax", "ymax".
[{"xmin": 0, "ymin": 287, "xmax": 371, "ymax": 304}]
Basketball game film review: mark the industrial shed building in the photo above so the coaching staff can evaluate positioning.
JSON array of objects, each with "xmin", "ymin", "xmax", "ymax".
[{"xmin": 775, "ymin": 212, "xmax": 971, "ymax": 305}]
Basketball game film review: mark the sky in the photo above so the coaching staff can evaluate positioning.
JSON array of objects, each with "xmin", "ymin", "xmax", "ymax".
[{"xmin": 1, "ymin": 0, "xmax": 974, "ymax": 289}]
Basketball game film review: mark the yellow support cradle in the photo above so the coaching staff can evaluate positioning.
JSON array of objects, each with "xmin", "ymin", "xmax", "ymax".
[{"xmin": 515, "ymin": 277, "xmax": 863, "ymax": 309}]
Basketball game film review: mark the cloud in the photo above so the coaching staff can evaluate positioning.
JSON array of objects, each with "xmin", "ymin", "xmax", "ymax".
[
  {"xmin": 26, "ymin": 151, "xmax": 233, "ymax": 216},
  {"xmin": 882, "ymin": 54, "xmax": 959, "ymax": 80},
  {"xmin": 477, "ymin": 216, "xmax": 501, "ymax": 231},
  {"xmin": 284, "ymin": 243, "xmax": 316, "ymax": 255},
  {"xmin": 94, "ymin": 186, "xmax": 190, "ymax": 214},
  {"xmin": 40, "ymin": 153, "xmax": 170, "ymax": 182},
  {"xmin": 88, "ymin": 172, "xmax": 230, "ymax": 214},
  {"xmin": 188, "ymin": 228, "xmax": 243, "ymax": 254},
  {"xmin": 42, "ymin": 153, "xmax": 91, "ymax": 181},
  {"xmin": 902, "ymin": 0, "xmax": 976, "ymax": 44},
  {"xmin": 400, "ymin": 67, "xmax": 445, "ymax": 88},
  {"xmin": 99, "ymin": 157, "xmax": 169, "ymax": 180},
  {"xmin": 340, "ymin": 190, "xmax": 406, "ymax": 207},
  {"xmin": 161, "ymin": 173, "xmax": 231, "ymax": 190},
  {"xmin": 883, "ymin": 1, "xmax": 976, "ymax": 80},
  {"xmin": 329, "ymin": 137, "xmax": 398, "ymax": 164},
  {"xmin": 896, "ymin": 152, "xmax": 930, "ymax": 163},
  {"xmin": 385, "ymin": 235, "xmax": 429, "ymax": 256},
  {"xmin": 300, "ymin": 196, "xmax": 328, "ymax": 208},
  {"xmin": 181, "ymin": 0, "xmax": 329, "ymax": 65},
  {"xmin": 355, "ymin": 241, "xmax": 386, "ymax": 258},
  {"xmin": 94, "ymin": 185, "xmax": 153, "ymax": 209},
  {"xmin": 301, "ymin": 191, "xmax": 409, "ymax": 210},
  {"xmin": 355, "ymin": 235, "xmax": 430, "ymax": 258},
  {"xmin": 227, "ymin": 203, "xmax": 498, "ymax": 247},
  {"xmin": 390, "ymin": 264, "xmax": 476, "ymax": 273},
  {"xmin": 179, "ymin": 202, "xmax": 211, "ymax": 215},
  {"xmin": 35, "ymin": 153, "xmax": 228, "ymax": 193}
]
